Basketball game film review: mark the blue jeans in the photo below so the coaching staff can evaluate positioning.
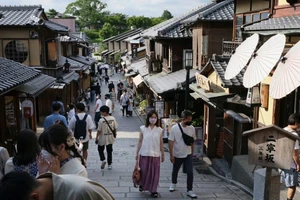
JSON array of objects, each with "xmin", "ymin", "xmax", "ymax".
[{"xmin": 171, "ymin": 154, "xmax": 194, "ymax": 191}]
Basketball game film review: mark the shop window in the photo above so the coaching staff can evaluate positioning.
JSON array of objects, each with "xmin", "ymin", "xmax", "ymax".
[{"xmin": 5, "ymin": 40, "xmax": 28, "ymax": 63}]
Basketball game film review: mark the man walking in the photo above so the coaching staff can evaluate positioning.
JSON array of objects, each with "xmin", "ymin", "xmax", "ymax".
[
  {"xmin": 51, "ymin": 96, "xmax": 65, "ymax": 115},
  {"xmin": 281, "ymin": 113, "xmax": 300, "ymax": 200},
  {"xmin": 105, "ymin": 94, "xmax": 113, "ymax": 115},
  {"xmin": 95, "ymin": 105, "xmax": 118, "ymax": 170},
  {"xmin": 94, "ymin": 94, "xmax": 102, "ymax": 130},
  {"xmin": 168, "ymin": 110, "xmax": 197, "ymax": 198},
  {"xmin": 108, "ymin": 81, "xmax": 115, "ymax": 92},
  {"xmin": 44, "ymin": 103, "xmax": 67, "ymax": 129},
  {"xmin": 69, "ymin": 103, "xmax": 95, "ymax": 161}
]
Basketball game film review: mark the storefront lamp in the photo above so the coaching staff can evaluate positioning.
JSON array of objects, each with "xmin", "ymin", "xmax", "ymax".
[
  {"xmin": 183, "ymin": 49, "xmax": 193, "ymax": 110},
  {"xmin": 63, "ymin": 59, "xmax": 70, "ymax": 73}
]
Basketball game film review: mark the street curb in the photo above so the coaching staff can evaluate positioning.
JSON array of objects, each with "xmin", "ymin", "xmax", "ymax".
[{"xmin": 208, "ymin": 166, "xmax": 253, "ymax": 197}]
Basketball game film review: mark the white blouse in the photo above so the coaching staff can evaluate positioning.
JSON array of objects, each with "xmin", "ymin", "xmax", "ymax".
[{"xmin": 139, "ymin": 125, "xmax": 163, "ymax": 157}]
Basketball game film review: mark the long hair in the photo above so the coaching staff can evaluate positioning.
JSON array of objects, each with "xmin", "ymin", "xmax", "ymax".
[
  {"xmin": 13, "ymin": 129, "xmax": 40, "ymax": 166},
  {"xmin": 39, "ymin": 124, "xmax": 85, "ymax": 166},
  {"xmin": 145, "ymin": 110, "xmax": 159, "ymax": 127}
]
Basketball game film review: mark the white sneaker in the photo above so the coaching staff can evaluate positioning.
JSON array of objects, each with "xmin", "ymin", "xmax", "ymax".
[
  {"xmin": 108, "ymin": 165, "xmax": 112, "ymax": 170},
  {"xmin": 187, "ymin": 190, "xmax": 197, "ymax": 198},
  {"xmin": 101, "ymin": 161, "xmax": 106, "ymax": 169},
  {"xmin": 169, "ymin": 183, "xmax": 176, "ymax": 192}
]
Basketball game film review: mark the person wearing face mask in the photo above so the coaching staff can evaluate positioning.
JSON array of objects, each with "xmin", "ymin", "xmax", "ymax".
[
  {"xmin": 135, "ymin": 110, "xmax": 164, "ymax": 198},
  {"xmin": 168, "ymin": 110, "xmax": 197, "ymax": 198},
  {"xmin": 37, "ymin": 124, "xmax": 88, "ymax": 177}
]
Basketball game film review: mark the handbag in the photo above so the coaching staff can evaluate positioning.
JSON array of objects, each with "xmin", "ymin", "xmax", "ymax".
[
  {"xmin": 178, "ymin": 123, "xmax": 194, "ymax": 146},
  {"xmin": 103, "ymin": 117, "xmax": 117, "ymax": 138},
  {"xmin": 132, "ymin": 160, "xmax": 140, "ymax": 187}
]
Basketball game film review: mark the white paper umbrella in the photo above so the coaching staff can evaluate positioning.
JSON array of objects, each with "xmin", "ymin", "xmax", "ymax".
[
  {"xmin": 270, "ymin": 41, "xmax": 300, "ymax": 99},
  {"xmin": 100, "ymin": 64, "xmax": 109, "ymax": 69},
  {"xmin": 225, "ymin": 33, "xmax": 259, "ymax": 80},
  {"xmin": 243, "ymin": 34, "xmax": 286, "ymax": 88}
]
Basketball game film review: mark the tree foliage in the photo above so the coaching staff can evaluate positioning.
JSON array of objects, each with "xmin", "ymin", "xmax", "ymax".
[
  {"xmin": 64, "ymin": 0, "xmax": 107, "ymax": 29},
  {"xmin": 46, "ymin": 9, "xmax": 59, "ymax": 18},
  {"xmin": 99, "ymin": 22, "xmax": 118, "ymax": 39},
  {"xmin": 161, "ymin": 10, "xmax": 173, "ymax": 20},
  {"xmin": 104, "ymin": 13, "xmax": 128, "ymax": 32},
  {"xmin": 127, "ymin": 16, "xmax": 153, "ymax": 29}
]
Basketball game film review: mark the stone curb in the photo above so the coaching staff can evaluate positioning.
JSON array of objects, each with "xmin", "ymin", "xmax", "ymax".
[{"xmin": 208, "ymin": 166, "xmax": 254, "ymax": 197}]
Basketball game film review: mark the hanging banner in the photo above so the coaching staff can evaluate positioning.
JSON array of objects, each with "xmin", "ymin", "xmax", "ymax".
[{"xmin": 155, "ymin": 100, "xmax": 164, "ymax": 118}]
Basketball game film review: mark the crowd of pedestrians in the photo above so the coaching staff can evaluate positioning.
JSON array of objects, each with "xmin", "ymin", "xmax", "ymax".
[{"xmin": 0, "ymin": 63, "xmax": 201, "ymax": 199}]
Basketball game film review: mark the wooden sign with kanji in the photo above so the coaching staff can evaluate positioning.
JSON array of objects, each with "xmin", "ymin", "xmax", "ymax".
[{"xmin": 243, "ymin": 125, "xmax": 300, "ymax": 169}]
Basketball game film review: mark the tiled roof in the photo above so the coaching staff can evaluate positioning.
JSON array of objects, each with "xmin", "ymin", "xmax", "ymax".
[
  {"xmin": 142, "ymin": 0, "xmax": 233, "ymax": 38},
  {"xmin": 243, "ymin": 16, "xmax": 300, "ymax": 34},
  {"xmin": 103, "ymin": 28, "xmax": 143, "ymax": 43},
  {"xmin": 0, "ymin": 5, "xmax": 44, "ymax": 26},
  {"xmin": 146, "ymin": 69, "xmax": 198, "ymax": 94},
  {"xmin": 15, "ymin": 74, "xmax": 55, "ymax": 97},
  {"xmin": 0, "ymin": 5, "xmax": 69, "ymax": 32},
  {"xmin": 0, "ymin": 57, "xmax": 40, "ymax": 95},
  {"xmin": 44, "ymin": 20, "xmax": 69, "ymax": 32},
  {"xmin": 182, "ymin": 0, "xmax": 234, "ymax": 23},
  {"xmin": 61, "ymin": 71, "xmax": 80, "ymax": 84},
  {"xmin": 127, "ymin": 58, "xmax": 146, "ymax": 72},
  {"xmin": 69, "ymin": 56, "xmax": 96, "ymax": 65},
  {"xmin": 160, "ymin": 24, "xmax": 193, "ymax": 38},
  {"xmin": 138, "ymin": 66, "xmax": 149, "ymax": 77},
  {"xmin": 202, "ymin": 56, "xmax": 244, "ymax": 87}
]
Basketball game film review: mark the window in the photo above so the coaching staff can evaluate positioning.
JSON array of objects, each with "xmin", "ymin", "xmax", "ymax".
[
  {"xmin": 163, "ymin": 44, "xmax": 169, "ymax": 60},
  {"xmin": 253, "ymin": 13, "xmax": 260, "ymax": 22},
  {"xmin": 5, "ymin": 41, "xmax": 28, "ymax": 63},
  {"xmin": 244, "ymin": 15, "xmax": 252, "ymax": 24},
  {"xmin": 261, "ymin": 12, "xmax": 269, "ymax": 20}
]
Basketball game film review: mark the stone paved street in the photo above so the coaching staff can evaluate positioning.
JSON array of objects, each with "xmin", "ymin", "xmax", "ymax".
[{"xmin": 85, "ymin": 72, "xmax": 252, "ymax": 199}]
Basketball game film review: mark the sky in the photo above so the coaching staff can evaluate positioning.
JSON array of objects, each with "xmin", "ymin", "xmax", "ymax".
[{"xmin": 3, "ymin": 0, "xmax": 212, "ymax": 17}]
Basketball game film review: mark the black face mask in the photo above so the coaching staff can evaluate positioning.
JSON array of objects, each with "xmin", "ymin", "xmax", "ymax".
[{"xmin": 184, "ymin": 121, "xmax": 192, "ymax": 126}]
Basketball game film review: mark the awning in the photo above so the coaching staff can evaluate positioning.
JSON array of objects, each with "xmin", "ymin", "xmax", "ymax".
[
  {"xmin": 146, "ymin": 69, "xmax": 198, "ymax": 94},
  {"xmin": 189, "ymin": 83, "xmax": 234, "ymax": 102},
  {"xmin": 110, "ymin": 50, "xmax": 120, "ymax": 56},
  {"xmin": 15, "ymin": 74, "xmax": 56, "ymax": 97},
  {"xmin": 78, "ymin": 43, "xmax": 92, "ymax": 49},
  {"xmin": 103, "ymin": 50, "xmax": 114, "ymax": 56},
  {"xmin": 62, "ymin": 71, "xmax": 80, "ymax": 84},
  {"xmin": 101, "ymin": 49, "xmax": 109, "ymax": 55},
  {"xmin": 133, "ymin": 74, "xmax": 144, "ymax": 86},
  {"xmin": 190, "ymin": 92, "xmax": 202, "ymax": 100},
  {"xmin": 60, "ymin": 56, "xmax": 85, "ymax": 71},
  {"xmin": 50, "ymin": 83, "xmax": 66, "ymax": 89},
  {"xmin": 125, "ymin": 71, "xmax": 137, "ymax": 77},
  {"xmin": 127, "ymin": 58, "xmax": 146, "ymax": 72},
  {"xmin": 69, "ymin": 56, "xmax": 95, "ymax": 65}
]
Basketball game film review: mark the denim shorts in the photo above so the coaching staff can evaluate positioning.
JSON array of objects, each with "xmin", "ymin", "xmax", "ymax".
[{"xmin": 280, "ymin": 168, "xmax": 298, "ymax": 187}]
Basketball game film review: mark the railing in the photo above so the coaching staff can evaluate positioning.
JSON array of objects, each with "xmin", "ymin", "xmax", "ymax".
[{"xmin": 222, "ymin": 40, "xmax": 242, "ymax": 56}]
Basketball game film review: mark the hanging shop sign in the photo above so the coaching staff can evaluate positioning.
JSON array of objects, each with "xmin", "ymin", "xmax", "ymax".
[{"xmin": 195, "ymin": 73, "xmax": 211, "ymax": 92}]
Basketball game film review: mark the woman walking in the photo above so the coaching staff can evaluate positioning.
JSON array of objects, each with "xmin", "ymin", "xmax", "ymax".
[
  {"xmin": 135, "ymin": 110, "xmax": 164, "ymax": 198},
  {"xmin": 127, "ymin": 95, "xmax": 134, "ymax": 117},
  {"xmin": 110, "ymin": 88, "xmax": 117, "ymax": 112},
  {"xmin": 5, "ymin": 129, "xmax": 40, "ymax": 178}
]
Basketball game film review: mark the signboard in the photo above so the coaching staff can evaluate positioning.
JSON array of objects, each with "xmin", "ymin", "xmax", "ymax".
[
  {"xmin": 5, "ymin": 96, "xmax": 17, "ymax": 136},
  {"xmin": 244, "ymin": 125, "xmax": 298, "ymax": 169},
  {"xmin": 193, "ymin": 128, "xmax": 203, "ymax": 159},
  {"xmin": 245, "ymin": 86, "xmax": 261, "ymax": 106},
  {"xmin": 155, "ymin": 100, "xmax": 164, "ymax": 118},
  {"xmin": 195, "ymin": 72, "xmax": 211, "ymax": 91}
]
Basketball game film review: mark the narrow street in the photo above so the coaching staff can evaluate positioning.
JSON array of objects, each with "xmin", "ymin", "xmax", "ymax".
[{"xmin": 85, "ymin": 72, "xmax": 252, "ymax": 200}]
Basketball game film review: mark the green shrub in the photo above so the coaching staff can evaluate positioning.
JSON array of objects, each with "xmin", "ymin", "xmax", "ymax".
[{"xmin": 83, "ymin": 30, "xmax": 99, "ymax": 40}]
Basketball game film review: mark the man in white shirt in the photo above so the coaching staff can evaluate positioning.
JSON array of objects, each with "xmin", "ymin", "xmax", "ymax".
[
  {"xmin": 281, "ymin": 113, "xmax": 300, "ymax": 200},
  {"xmin": 69, "ymin": 103, "xmax": 95, "ymax": 161},
  {"xmin": 95, "ymin": 105, "xmax": 118, "ymax": 170},
  {"xmin": 0, "ymin": 171, "xmax": 114, "ymax": 200},
  {"xmin": 94, "ymin": 94, "xmax": 102, "ymax": 130},
  {"xmin": 168, "ymin": 110, "xmax": 197, "ymax": 199},
  {"xmin": 120, "ymin": 89, "xmax": 129, "ymax": 117},
  {"xmin": 105, "ymin": 94, "xmax": 113, "ymax": 115}
]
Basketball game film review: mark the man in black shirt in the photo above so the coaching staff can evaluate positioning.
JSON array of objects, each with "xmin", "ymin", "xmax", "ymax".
[{"xmin": 108, "ymin": 81, "xmax": 115, "ymax": 92}]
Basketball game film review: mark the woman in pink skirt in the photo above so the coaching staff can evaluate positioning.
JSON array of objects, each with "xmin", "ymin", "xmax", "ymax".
[{"xmin": 135, "ymin": 110, "xmax": 164, "ymax": 198}]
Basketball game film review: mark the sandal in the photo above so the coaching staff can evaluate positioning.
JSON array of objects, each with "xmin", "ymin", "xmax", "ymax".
[
  {"xmin": 139, "ymin": 185, "xmax": 143, "ymax": 192},
  {"xmin": 151, "ymin": 192, "xmax": 158, "ymax": 198}
]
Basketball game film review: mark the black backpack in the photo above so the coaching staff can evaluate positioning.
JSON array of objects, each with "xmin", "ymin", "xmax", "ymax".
[{"xmin": 74, "ymin": 114, "xmax": 88, "ymax": 140}]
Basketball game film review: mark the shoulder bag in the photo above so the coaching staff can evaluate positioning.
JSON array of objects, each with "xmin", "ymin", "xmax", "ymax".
[
  {"xmin": 103, "ymin": 117, "xmax": 117, "ymax": 138},
  {"xmin": 178, "ymin": 123, "xmax": 194, "ymax": 146}
]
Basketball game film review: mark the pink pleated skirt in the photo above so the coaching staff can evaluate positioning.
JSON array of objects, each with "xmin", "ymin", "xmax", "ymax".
[{"xmin": 137, "ymin": 155, "xmax": 161, "ymax": 193}]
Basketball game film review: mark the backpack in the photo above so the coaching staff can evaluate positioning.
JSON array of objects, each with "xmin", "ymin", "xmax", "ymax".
[{"xmin": 74, "ymin": 114, "xmax": 88, "ymax": 140}]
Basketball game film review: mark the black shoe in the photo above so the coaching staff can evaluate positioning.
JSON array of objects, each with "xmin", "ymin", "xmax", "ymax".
[
  {"xmin": 151, "ymin": 192, "xmax": 158, "ymax": 198},
  {"xmin": 139, "ymin": 185, "xmax": 143, "ymax": 192}
]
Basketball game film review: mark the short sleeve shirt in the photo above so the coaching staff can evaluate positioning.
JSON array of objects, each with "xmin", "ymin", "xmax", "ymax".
[
  {"xmin": 97, "ymin": 116, "xmax": 119, "ymax": 146},
  {"xmin": 95, "ymin": 99, "xmax": 102, "ymax": 112},
  {"xmin": 284, "ymin": 127, "xmax": 300, "ymax": 169},
  {"xmin": 168, "ymin": 123, "xmax": 196, "ymax": 158},
  {"xmin": 68, "ymin": 113, "xmax": 95, "ymax": 143}
]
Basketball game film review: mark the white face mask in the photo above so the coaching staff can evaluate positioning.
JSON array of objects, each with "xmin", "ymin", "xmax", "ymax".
[{"xmin": 149, "ymin": 117, "xmax": 157, "ymax": 125}]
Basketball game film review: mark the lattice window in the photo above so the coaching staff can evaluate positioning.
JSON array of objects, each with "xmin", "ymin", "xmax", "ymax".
[{"xmin": 5, "ymin": 41, "xmax": 28, "ymax": 63}]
